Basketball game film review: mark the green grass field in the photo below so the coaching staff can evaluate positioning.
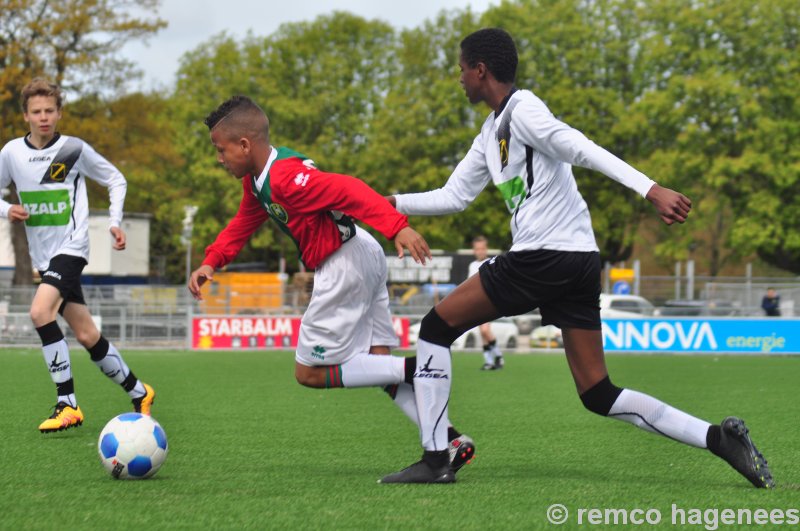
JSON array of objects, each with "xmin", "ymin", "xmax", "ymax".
[{"xmin": 1, "ymin": 348, "xmax": 798, "ymax": 530}]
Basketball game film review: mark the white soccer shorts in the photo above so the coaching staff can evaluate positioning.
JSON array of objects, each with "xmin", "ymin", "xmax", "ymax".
[{"xmin": 296, "ymin": 226, "xmax": 398, "ymax": 366}]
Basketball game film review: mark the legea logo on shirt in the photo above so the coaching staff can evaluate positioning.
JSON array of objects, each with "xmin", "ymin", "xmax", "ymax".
[{"xmin": 19, "ymin": 189, "xmax": 71, "ymax": 226}]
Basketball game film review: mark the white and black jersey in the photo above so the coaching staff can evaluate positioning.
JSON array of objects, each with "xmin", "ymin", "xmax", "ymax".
[
  {"xmin": 395, "ymin": 89, "xmax": 656, "ymax": 253},
  {"xmin": 467, "ymin": 258, "xmax": 489, "ymax": 278},
  {"xmin": 0, "ymin": 133, "xmax": 126, "ymax": 271}
]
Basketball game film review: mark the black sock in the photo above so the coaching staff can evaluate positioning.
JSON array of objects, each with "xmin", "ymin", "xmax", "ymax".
[
  {"xmin": 87, "ymin": 336, "xmax": 110, "ymax": 361},
  {"xmin": 404, "ymin": 356, "xmax": 416, "ymax": 384},
  {"xmin": 706, "ymin": 425, "xmax": 722, "ymax": 455},
  {"xmin": 488, "ymin": 339, "xmax": 496, "ymax": 348},
  {"xmin": 422, "ymin": 450, "xmax": 449, "ymax": 469},
  {"xmin": 447, "ymin": 426, "xmax": 461, "ymax": 441},
  {"xmin": 56, "ymin": 379, "xmax": 75, "ymax": 399}
]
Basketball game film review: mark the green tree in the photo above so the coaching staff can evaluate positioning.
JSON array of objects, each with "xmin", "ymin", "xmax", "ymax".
[{"xmin": 629, "ymin": 0, "xmax": 800, "ymax": 274}]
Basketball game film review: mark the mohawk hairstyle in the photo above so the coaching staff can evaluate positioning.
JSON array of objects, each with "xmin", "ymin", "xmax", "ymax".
[
  {"xmin": 21, "ymin": 78, "xmax": 63, "ymax": 112},
  {"xmin": 460, "ymin": 28, "xmax": 518, "ymax": 84},
  {"xmin": 204, "ymin": 95, "xmax": 270, "ymax": 141}
]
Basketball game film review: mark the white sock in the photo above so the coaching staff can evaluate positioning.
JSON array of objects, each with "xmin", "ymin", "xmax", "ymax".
[
  {"xmin": 388, "ymin": 382, "xmax": 419, "ymax": 425},
  {"xmin": 482, "ymin": 348, "xmax": 494, "ymax": 365},
  {"xmin": 414, "ymin": 339, "xmax": 451, "ymax": 451},
  {"xmin": 340, "ymin": 354, "xmax": 405, "ymax": 388},
  {"xmin": 608, "ymin": 389, "xmax": 711, "ymax": 448},
  {"xmin": 43, "ymin": 339, "xmax": 76, "ymax": 407},
  {"xmin": 93, "ymin": 342, "xmax": 146, "ymax": 398}
]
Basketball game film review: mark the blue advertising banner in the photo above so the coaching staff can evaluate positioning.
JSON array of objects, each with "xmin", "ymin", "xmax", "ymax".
[{"xmin": 602, "ymin": 318, "xmax": 800, "ymax": 354}]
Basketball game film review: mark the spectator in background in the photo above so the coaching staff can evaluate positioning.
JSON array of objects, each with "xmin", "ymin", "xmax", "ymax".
[
  {"xmin": 468, "ymin": 236, "xmax": 504, "ymax": 370},
  {"xmin": 761, "ymin": 288, "xmax": 781, "ymax": 317}
]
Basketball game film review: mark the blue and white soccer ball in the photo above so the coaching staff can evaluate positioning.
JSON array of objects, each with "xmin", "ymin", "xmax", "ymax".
[{"xmin": 98, "ymin": 413, "xmax": 168, "ymax": 479}]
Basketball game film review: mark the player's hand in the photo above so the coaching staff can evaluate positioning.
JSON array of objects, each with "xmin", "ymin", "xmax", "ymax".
[
  {"xmin": 7, "ymin": 205, "xmax": 29, "ymax": 223},
  {"xmin": 394, "ymin": 226, "xmax": 432, "ymax": 265},
  {"xmin": 646, "ymin": 184, "xmax": 692, "ymax": 225},
  {"xmin": 385, "ymin": 195, "xmax": 397, "ymax": 207},
  {"xmin": 188, "ymin": 264, "xmax": 215, "ymax": 300},
  {"xmin": 110, "ymin": 226, "xmax": 126, "ymax": 250}
]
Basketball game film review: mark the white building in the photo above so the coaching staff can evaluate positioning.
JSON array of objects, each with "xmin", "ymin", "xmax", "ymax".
[{"xmin": 0, "ymin": 210, "xmax": 150, "ymax": 285}]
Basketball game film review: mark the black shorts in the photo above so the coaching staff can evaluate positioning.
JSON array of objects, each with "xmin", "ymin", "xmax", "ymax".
[
  {"xmin": 478, "ymin": 249, "xmax": 601, "ymax": 330},
  {"xmin": 40, "ymin": 254, "xmax": 88, "ymax": 314}
]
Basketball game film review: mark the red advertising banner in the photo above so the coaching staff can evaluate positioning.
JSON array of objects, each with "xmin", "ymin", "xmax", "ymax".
[{"xmin": 192, "ymin": 315, "xmax": 410, "ymax": 349}]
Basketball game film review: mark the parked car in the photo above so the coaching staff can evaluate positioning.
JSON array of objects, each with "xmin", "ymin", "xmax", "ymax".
[
  {"xmin": 599, "ymin": 293, "xmax": 657, "ymax": 318},
  {"xmin": 526, "ymin": 294, "xmax": 657, "ymax": 348},
  {"xmin": 530, "ymin": 324, "xmax": 563, "ymax": 347},
  {"xmin": 408, "ymin": 318, "xmax": 519, "ymax": 350},
  {"xmin": 659, "ymin": 299, "xmax": 740, "ymax": 317}
]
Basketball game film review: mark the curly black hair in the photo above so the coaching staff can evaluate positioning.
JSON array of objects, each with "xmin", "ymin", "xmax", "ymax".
[{"xmin": 460, "ymin": 28, "xmax": 518, "ymax": 84}]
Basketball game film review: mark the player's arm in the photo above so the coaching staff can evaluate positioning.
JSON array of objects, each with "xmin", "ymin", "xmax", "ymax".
[
  {"xmin": 392, "ymin": 134, "xmax": 491, "ymax": 216},
  {"xmin": 280, "ymin": 166, "xmax": 431, "ymax": 264},
  {"xmin": 515, "ymin": 98, "xmax": 691, "ymax": 224},
  {"xmin": 189, "ymin": 180, "xmax": 268, "ymax": 299},
  {"xmin": 78, "ymin": 141, "xmax": 128, "ymax": 248},
  {"xmin": 0, "ymin": 147, "xmax": 28, "ymax": 222}
]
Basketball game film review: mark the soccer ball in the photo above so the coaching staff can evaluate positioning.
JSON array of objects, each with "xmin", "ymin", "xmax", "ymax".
[{"xmin": 98, "ymin": 413, "xmax": 168, "ymax": 479}]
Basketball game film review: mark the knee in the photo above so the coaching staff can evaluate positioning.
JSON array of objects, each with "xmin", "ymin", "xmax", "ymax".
[
  {"xmin": 294, "ymin": 365, "xmax": 326, "ymax": 388},
  {"xmin": 74, "ymin": 328, "xmax": 99, "ymax": 348},
  {"xmin": 29, "ymin": 306, "xmax": 55, "ymax": 327},
  {"xmin": 579, "ymin": 376, "xmax": 623, "ymax": 416},
  {"xmin": 419, "ymin": 308, "xmax": 464, "ymax": 347}
]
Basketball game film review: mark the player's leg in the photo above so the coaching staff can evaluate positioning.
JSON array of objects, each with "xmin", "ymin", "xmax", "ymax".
[
  {"xmin": 478, "ymin": 323, "xmax": 497, "ymax": 370},
  {"xmin": 381, "ymin": 273, "xmax": 498, "ymax": 483},
  {"xmin": 30, "ymin": 282, "xmax": 84, "ymax": 432},
  {"xmin": 61, "ymin": 302, "xmax": 154, "ymax": 414},
  {"xmin": 368, "ymin": 285, "xmax": 477, "ymax": 474},
  {"xmin": 562, "ymin": 327, "xmax": 773, "ymax": 488},
  {"xmin": 487, "ymin": 323, "xmax": 504, "ymax": 369},
  {"xmin": 294, "ymin": 228, "xmax": 410, "ymax": 389},
  {"xmin": 294, "ymin": 355, "xmax": 410, "ymax": 389}
]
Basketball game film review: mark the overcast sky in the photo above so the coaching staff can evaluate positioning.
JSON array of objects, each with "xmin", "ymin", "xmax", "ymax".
[{"xmin": 121, "ymin": 0, "xmax": 495, "ymax": 90}]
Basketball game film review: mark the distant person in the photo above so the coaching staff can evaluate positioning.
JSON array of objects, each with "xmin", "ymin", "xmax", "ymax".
[
  {"xmin": 761, "ymin": 288, "xmax": 781, "ymax": 317},
  {"xmin": 468, "ymin": 236, "xmax": 504, "ymax": 370},
  {"xmin": 382, "ymin": 28, "xmax": 773, "ymax": 488},
  {"xmin": 0, "ymin": 78, "xmax": 155, "ymax": 433},
  {"xmin": 188, "ymin": 95, "xmax": 475, "ymax": 479}
]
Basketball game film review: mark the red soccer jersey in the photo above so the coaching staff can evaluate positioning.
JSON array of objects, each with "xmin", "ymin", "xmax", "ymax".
[{"xmin": 202, "ymin": 147, "xmax": 408, "ymax": 270}]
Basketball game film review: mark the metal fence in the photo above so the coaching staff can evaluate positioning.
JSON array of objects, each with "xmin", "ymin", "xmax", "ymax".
[
  {"xmin": 2, "ymin": 274, "xmax": 798, "ymax": 348},
  {"xmin": 0, "ymin": 285, "xmax": 195, "ymax": 348}
]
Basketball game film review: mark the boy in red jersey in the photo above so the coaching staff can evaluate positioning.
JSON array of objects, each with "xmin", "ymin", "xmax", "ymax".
[{"xmin": 188, "ymin": 96, "xmax": 473, "ymax": 481}]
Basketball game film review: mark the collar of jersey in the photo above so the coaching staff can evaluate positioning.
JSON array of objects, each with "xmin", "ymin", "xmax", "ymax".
[
  {"xmin": 253, "ymin": 145, "xmax": 278, "ymax": 193},
  {"xmin": 24, "ymin": 132, "xmax": 61, "ymax": 150},
  {"xmin": 494, "ymin": 87, "xmax": 518, "ymax": 119}
]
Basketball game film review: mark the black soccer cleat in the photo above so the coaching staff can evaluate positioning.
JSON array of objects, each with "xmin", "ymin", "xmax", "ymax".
[
  {"xmin": 710, "ymin": 417, "xmax": 774, "ymax": 488},
  {"xmin": 449, "ymin": 434, "xmax": 475, "ymax": 473},
  {"xmin": 380, "ymin": 451, "xmax": 455, "ymax": 484}
]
